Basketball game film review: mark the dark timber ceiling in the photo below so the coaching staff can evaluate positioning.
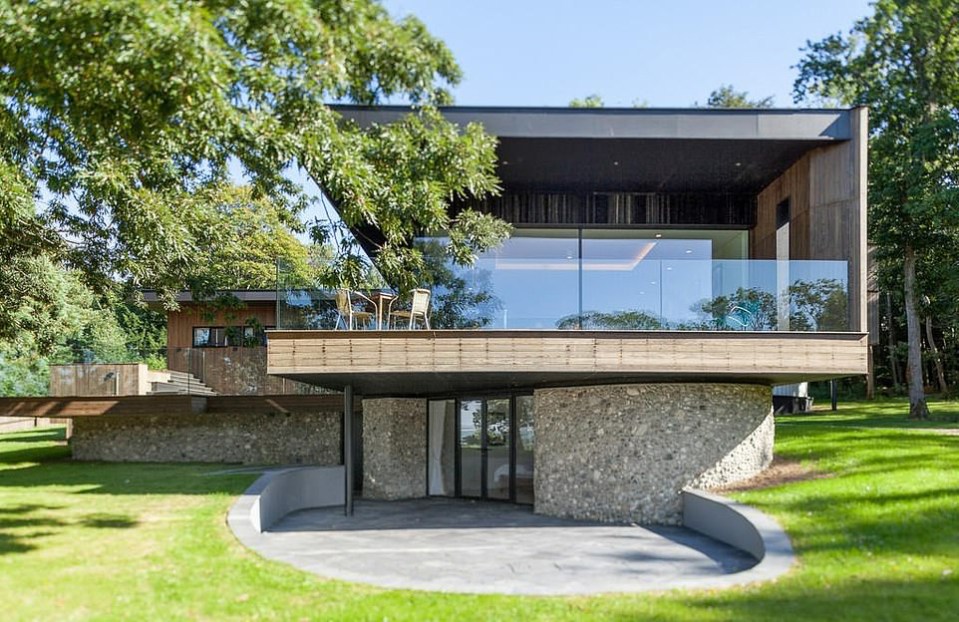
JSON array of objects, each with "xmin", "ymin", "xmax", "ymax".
[
  {"xmin": 495, "ymin": 137, "xmax": 826, "ymax": 193},
  {"xmin": 332, "ymin": 106, "xmax": 854, "ymax": 253},
  {"xmin": 268, "ymin": 371, "xmax": 848, "ymax": 398}
]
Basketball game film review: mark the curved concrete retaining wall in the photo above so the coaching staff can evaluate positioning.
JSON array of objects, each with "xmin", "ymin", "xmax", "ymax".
[
  {"xmin": 682, "ymin": 488, "xmax": 794, "ymax": 583},
  {"xmin": 229, "ymin": 466, "xmax": 345, "ymax": 534}
]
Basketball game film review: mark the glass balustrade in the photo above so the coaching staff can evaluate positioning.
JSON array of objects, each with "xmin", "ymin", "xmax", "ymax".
[{"xmin": 277, "ymin": 239, "xmax": 851, "ymax": 333}]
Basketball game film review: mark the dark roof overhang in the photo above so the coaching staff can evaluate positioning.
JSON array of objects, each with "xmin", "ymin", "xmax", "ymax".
[{"xmin": 330, "ymin": 105, "xmax": 858, "ymax": 254}]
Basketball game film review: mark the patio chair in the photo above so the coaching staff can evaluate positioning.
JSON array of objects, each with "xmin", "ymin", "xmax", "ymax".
[
  {"xmin": 388, "ymin": 288, "xmax": 432, "ymax": 329},
  {"xmin": 335, "ymin": 288, "xmax": 374, "ymax": 330}
]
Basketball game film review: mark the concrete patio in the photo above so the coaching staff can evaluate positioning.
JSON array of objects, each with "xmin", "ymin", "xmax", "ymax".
[{"xmin": 234, "ymin": 497, "xmax": 762, "ymax": 595}]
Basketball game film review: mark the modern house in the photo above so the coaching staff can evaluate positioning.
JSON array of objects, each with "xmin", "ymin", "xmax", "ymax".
[
  {"xmin": 266, "ymin": 105, "xmax": 870, "ymax": 524},
  {"xmin": 1, "ymin": 105, "xmax": 868, "ymax": 527}
]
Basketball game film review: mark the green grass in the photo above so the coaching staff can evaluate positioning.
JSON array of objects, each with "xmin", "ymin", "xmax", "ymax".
[{"xmin": 2, "ymin": 399, "xmax": 958, "ymax": 621}]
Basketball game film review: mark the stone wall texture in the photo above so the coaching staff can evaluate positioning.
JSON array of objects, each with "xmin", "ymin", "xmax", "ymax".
[
  {"xmin": 362, "ymin": 398, "xmax": 427, "ymax": 500},
  {"xmin": 534, "ymin": 383, "xmax": 773, "ymax": 525},
  {"xmin": 71, "ymin": 411, "xmax": 341, "ymax": 465}
]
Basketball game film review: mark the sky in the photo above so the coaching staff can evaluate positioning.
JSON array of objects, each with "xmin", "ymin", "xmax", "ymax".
[
  {"xmin": 299, "ymin": 0, "xmax": 874, "ymax": 241},
  {"xmin": 381, "ymin": 0, "xmax": 872, "ymax": 108}
]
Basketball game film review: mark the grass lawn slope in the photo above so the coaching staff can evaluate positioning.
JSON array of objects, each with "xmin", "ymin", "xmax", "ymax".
[{"xmin": 1, "ymin": 399, "xmax": 958, "ymax": 621}]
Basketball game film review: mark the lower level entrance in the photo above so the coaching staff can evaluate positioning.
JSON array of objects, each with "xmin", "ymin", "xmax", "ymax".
[{"xmin": 427, "ymin": 395, "xmax": 534, "ymax": 504}]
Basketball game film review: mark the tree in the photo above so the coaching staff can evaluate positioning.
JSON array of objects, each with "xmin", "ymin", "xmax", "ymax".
[
  {"xmin": 794, "ymin": 0, "xmax": 959, "ymax": 419},
  {"xmin": 569, "ymin": 94, "xmax": 605, "ymax": 108},
  {"xmin": 556, "ymin": 310, "xmax": 664, "ymax": 330},
  {"xmin": 190, "ymin": 186, "xmax": 314, "ymax": 291},
  {"xmin": 694, "ymin": 288, "xmax": 778, "ymax": 331},
  {"xmin": 788, "ymin": 278, "xmax": 849, "ymax": 332},
  {"xmin": 0, "ymin": 265, "xmax": 133, "ymax": 396},
  {"xmin": 703, "ymin": 84, "xmax": 775, "ymax": 108},
  {"xmin": 0, "ymin": 0, "xmax": 507, "ymax": 324}
]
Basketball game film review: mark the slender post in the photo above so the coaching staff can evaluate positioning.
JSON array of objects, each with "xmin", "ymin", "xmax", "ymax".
[
  {"xmin": 344, "ymin": 384, "xmax": 354, "ymax": 516},
  {"xmin": 830, "ymin": 380, "xmax": 838, "ymax": 411}
]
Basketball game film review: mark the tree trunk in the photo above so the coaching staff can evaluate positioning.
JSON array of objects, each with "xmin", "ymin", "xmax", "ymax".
[
  {"xmin": 903, "ymin": 246, "xmax": 930, "ymax": 419},
  {"xmin": 925, "ymin": 315, "xmax": 948, "ymax": 394},
  {"xmin": 886, "ymin": 292, "xmax": 901, "ymax": 388}
]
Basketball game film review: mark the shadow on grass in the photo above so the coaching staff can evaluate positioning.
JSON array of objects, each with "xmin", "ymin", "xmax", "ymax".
[
  {"xmin": 0, "ymin": 428, "xmax": 67, "ymax": 444},
  {"xmin": 734, "ymin": 420, "xmax": 959, "ymax": 560},
  {"xmin": 0, "ymin": 427, "xmax": 257, "ymax": 556},
  {"xmin": 0, "ymin": 504, "xmax": 139, "ymax": 556},
  {"xmin": 601, "ymin": 575, "xmax": 959, "ymax": 622}
]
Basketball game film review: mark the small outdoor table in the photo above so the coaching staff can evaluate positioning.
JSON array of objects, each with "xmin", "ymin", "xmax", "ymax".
[{"xmin": 367, "ymin": 291, "xmax": 396, "ymax": 330}]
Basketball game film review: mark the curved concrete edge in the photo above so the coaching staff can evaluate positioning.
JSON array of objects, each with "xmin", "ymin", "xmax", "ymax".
[
  {"xmin": 681, "ymin": 488, "xmax": 795, "ymax": 588},
  {"xmin": 228, "ymin": 466, "xmax": 344, "ymax": 536}
]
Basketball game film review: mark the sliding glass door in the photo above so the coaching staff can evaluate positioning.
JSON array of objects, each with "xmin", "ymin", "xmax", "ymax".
[
  {"xmin": 427, "ymin": 395, "xmax": 533, "ymax": 504},
  {"xmin": 485, "ymin": 399, "xmax": 511, "ymax": 500}
]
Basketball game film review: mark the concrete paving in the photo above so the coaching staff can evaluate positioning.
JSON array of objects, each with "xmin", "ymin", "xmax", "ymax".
[{"xmin": 238, "ymin": 497, "xmax": 758, "ymax": 595}]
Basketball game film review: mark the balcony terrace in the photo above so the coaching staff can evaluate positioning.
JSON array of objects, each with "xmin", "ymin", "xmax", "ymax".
[{"xmin": 269, "ymin": 253, "xmax": 867, "ymax": 396}]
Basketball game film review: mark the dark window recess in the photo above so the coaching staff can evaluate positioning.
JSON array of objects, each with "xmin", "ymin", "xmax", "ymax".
[
  {"xmin": 454, "ymin": 191, "xmax": 756, "ymax": 226},
  {"xmin": 193, "ymin": 326, "xmax": 226, "ymax": 347},
  {"xmin": 776, "ymin": 198, "xmax": 791, "ymax": 228}
]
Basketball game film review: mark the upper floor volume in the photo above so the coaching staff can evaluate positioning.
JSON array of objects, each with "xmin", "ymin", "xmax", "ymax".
[{"xmin": 280, "ymin": 106, "xmax": 868, "ymax": 337}]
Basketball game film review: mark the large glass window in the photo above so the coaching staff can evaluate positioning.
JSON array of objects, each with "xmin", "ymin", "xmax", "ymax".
[
  {"xmin": 192, "ymin": 326, "xmax": 226, "ymax": 347},
  {"xmin": 432, "ymin": 395, "xmax": 534, "ymax": 504},
  {"xmin": 515, "ymin": 395, "xmax": 534, "ymax": 505},
  {"xmin": 458, "ymin": 400, "xmax": 483, "ymax": 497},
  {"xmin": 485, "ymin": 399, "xmax": 511, "ymax": 501}
]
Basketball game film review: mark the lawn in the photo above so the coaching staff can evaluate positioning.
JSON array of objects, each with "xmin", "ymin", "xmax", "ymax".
[{"xmin": 2, "ymin": 399, "xmax": 958, "ymax": 621}]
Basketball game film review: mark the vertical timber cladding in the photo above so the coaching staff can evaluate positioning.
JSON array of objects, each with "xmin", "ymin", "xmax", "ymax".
[
  {"xmin": 361, "ymin": 398, "xmax": 428, "ymax": 500},
  {"xmin": 533, "ymin": 383, "xmax": 774, "ymax": 525},
  {"xmin": 754, "ymin": 106, "xmax": 868, "ymax": 332}
]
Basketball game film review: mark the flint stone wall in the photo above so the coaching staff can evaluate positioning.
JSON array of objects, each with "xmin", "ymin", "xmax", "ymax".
[
  {"xmin": 71, "ymin": 411, "xmax": 341, "ymax": 465},
  {"xmin": 534, "ymin": 383, "xmax": 773, "ymax": 525},
  {"xmin": 362, "ymin": 398, "xmax": 426, "ymax": 500}
]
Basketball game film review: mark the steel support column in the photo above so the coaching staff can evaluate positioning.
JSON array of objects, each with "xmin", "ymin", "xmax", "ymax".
[{"xmin": 344, "ymin": 384, "xmax": 354, "ymax": 516}]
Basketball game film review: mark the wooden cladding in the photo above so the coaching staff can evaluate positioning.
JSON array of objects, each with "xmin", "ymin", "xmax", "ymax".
[
  {"xmin": 0, "ymin": 395, "xmax": 203, "ymax": 418},
  {"xmin": 267, "ymin": 330, "xmax": 868, "ymax": 382},
  {"xmin": 454, "ymin": 191, "xmax": 756, "ymax": 227},
  {"xmin": 167, "ymin": 302, "xmax": 276, "ymax": 349},
  {"xmin": 0, "ymin": 394, "xmax": 348, "ymax": 419},
  {"xmin": 754, "ymin": 108, "xmax": 867, "ymax": 333}
]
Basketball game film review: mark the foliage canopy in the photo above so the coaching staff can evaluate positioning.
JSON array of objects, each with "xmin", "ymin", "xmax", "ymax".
[
  {"xmin": 794, "ymin": 0, "xmax": 959, "ymax": 417},
  {"xmin": 0, "ymin": 0, "xmax": 507, "ymax": 309}
]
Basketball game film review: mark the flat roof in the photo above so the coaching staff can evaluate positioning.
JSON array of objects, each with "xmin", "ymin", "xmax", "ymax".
[
  {"xmin": 334, "ymin": 105, "xmax": 862, "ymax": 196},
  {"xmin": 335, "ymin": 105, "xmax": 855, "ymax": 142},
  {"xmin": 141, "ymin": 290, "xmax": 278, "ymax": 306}
]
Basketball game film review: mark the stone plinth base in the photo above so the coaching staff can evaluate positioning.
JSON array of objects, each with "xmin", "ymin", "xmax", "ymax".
[
  {"xmin": 362, "ymin": 398, "xmax": 427, "ymax": 500},
  {"xmin": 533, "ymin": 383, "xmax": 773, "ymax": 525},
  {"xmin": 71, "ymin": 411, "xmax": 341, "ymax": 465}
]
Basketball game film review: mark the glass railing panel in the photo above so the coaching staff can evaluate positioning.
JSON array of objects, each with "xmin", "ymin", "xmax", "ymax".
[
  {"xmin": 274, "ymin": 243, "xmax": 850, "ymax": 333},
  {"xmin": 277, "ymin": 288, "xmax": 339, "ymax": 330},
  {"xmin": 446, "ymin": 230, "xmax": 580, "ymax": 329}
]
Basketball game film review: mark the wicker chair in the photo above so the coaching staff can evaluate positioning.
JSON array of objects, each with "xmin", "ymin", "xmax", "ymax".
[
  {"xmin": 388, "ymin": 288, "xmax": 432, "ymax": 329},
  {"xmin": 335, "ymin": 288, "xmax": 374, "ymax": 330}
]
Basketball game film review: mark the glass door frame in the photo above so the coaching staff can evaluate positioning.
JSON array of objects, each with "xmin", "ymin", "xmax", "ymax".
[{"xmin": 427, "ymin": 392, "xmax": 531, "ymax": 504}]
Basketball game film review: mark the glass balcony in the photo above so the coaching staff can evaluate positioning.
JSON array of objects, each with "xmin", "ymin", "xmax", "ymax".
[{"xmin": 276, "ymin": 233, "xmax": 850, "ymax": 332}]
